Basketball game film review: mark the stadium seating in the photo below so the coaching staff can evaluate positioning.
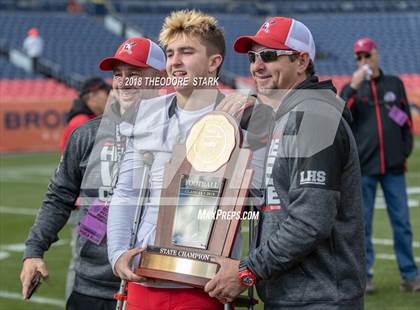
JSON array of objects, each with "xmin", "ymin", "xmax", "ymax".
[
  {"xmin": 123, "ymin": 12, "xmax": 420, "ymax": 77},
  {"xmin": 0, "ymin": 0, "xmax": 69, "ymax": 11},
  {"xmin": 0, "ymin": 13, "xmax": 420, "ymax": 77},
  {"xmin": 0, "ymin": 12, "xmax": 122, "ymax": 79},
  {"xmin": 296, "ymin": 12, "xmax": 420, "ymax": 76},
  {"xmin": 0, "ymin": 10, "xmax": 418, "ymax": 79},
  {"xmin": 0, "ymin": 57, "xmax": 42, "ymax": 79},
  {"xmin": 108, "ymin": 0, "xmax": 420, "ymax": 15},
  {"xmin": 0, "ymin": 79, "xmax": 76, "ymax": 101},
  {"xmin": 2, "ymin": 0, "xmax": 419, "ymax": 15}
]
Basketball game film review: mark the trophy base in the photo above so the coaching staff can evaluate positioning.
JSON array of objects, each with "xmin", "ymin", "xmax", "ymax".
[{"xmin": 136, "ymin": 247, "xmax": 219, "ymax": 288}]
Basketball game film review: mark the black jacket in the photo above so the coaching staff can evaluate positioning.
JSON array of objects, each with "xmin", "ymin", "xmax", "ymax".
[
  {"xmin": 243, "ymin": 76, "xmax": 365, "ymax": 309},
  {"xmin": 341, "ymin": 71, "xmax": 413, "ymax": 176}
]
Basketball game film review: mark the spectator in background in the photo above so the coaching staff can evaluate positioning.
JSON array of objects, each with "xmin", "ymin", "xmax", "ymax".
[
  {"xmin": 341, "ymin": 37, "xmax": 418, "ymax": 294},
  {"xmin": 67, "ymin": 0, "xmax": 83, "ymax": 14},
  {"xmin": 60, "ymin": 77, "xmax": 111, "ymax": 153},
  {"xmin": 23, "ymin": 27, "xmax": 44, "ymax": 70}
]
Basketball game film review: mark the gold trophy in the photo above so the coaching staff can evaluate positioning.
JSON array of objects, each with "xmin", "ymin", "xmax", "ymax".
[{"xmin": 136, "ymin": 112, "xmax": 253, "ymax": 287}]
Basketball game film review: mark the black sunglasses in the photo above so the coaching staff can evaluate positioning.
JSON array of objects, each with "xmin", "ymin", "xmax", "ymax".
[
  {"xmin": 356, "ymin": 53, "xmax": 371, "ymax": 61},
  {"xmin": 248, "ymin": 49, "xmax": 296, "ymax": 63}
]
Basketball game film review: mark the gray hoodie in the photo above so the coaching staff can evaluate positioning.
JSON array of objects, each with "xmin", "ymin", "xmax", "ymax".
[
  {"xmin": 242, "ymin": 77, "xmax": 366, "ymax": 309},
  {"xmin": 23, "ymin": 103, "xmax": 127, "ymax": 300}
]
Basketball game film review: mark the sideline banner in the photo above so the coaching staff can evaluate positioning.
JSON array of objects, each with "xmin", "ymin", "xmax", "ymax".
[{"xmin": 0, "ymin": 99, "xmax": 71, "ymax": 152}]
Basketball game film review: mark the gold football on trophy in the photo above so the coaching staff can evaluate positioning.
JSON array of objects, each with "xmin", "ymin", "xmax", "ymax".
[{"xmin": 186, "ymin": 113, "xmax": 236, "ymax": 172}]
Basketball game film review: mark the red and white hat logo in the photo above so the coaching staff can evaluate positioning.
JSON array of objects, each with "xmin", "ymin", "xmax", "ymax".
[
  {"xmin": 119, "ymin": 41, "xmax": 136, "ymax": 55},
  {"xmin": 262, "ymin": 19, "xmax": 276, "ymax": 33},
  {"xmin": 99, "ymin": 37, "xmax": 166, "ymax": 71},
  {"xmin": 233, "ymin": 17, "xmax": 316, "ymax": 61}
]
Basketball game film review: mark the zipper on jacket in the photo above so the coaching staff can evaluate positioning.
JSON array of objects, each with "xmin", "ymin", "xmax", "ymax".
[{"xmin": 371, "ymin": 80, "xmax": 386, "ymax": 175}]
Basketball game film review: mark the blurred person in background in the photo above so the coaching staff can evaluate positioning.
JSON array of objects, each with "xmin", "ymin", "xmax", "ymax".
[
  {"xmin": 60, "ymin": 77, "xmax": 111, "ymax": 153},
  {"xmin": 67, "ymin": 0, "xmax": 83, "ymax": 14},
  {"xmin": 341, "ymin": 37, "xmax": 418, "ymax": 294},
  {"xmin": 23, "ymin": 27, "xmax": 44, "ymax": 70},
  {"xmin": 20, "ymin": 37, "xmax": 166, "ymax": 310}
]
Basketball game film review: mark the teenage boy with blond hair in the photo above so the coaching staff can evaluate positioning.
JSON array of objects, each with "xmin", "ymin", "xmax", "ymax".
[{"xmin": 108, "ymin": 10, "xmax": 232, "ymax": 310}]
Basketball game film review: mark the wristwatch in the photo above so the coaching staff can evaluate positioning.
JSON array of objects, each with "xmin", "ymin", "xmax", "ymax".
[{"xmin": 238, "ymin": 260, "xmax": 256, "ymax": 287}]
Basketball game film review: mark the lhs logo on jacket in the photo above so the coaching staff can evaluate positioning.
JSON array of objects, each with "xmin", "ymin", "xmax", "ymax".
[{"xmin": 300, "ymin": 170, "xmax": 326, "ymax": 186}]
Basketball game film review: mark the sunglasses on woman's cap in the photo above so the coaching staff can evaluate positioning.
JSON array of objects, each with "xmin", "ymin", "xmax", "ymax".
[
  {"xmin": 248, "ymin": 49, "xmax": 297, "ymax": 63},
  {"xmin": 356, "ymin": 52, "xmax": 371, "ymax": 61}
]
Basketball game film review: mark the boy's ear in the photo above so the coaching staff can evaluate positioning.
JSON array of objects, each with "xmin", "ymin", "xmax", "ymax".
[{"xmin": 208, "ymin": 54, "xmax": 223, "ymax": 75}]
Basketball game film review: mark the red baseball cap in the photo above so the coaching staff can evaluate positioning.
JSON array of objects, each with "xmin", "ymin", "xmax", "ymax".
[
  {"xmin": 233, "ymin": 17, "xmax": 316, "ymax": 61},
  {"xmin": 353, "ymin": 37, "xmax": 377, "ymax": 54},
  {"xmin": 99, "ymin": 37, "xmax": 166, "ymax": 71},
  {"xmin": 28, "ymin": 28, "xmax": 39, "ymax": 37}
]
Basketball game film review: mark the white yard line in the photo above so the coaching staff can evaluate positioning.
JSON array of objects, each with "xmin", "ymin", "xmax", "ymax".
[
  {"xmin": 0, "ymin": 240, "xmax": 68, "ymax": 262},
  {"xmin": 0, "ymin": 206, "xmax": 38, "ymax": 216},
  {"xmin": 0, "ymin": 165, "xmax": 55, "ymax": 183},
  {"xmin": 0, "ymin": 251, "xmax": 10, "ymax": 260},
  {"xmin": 376, "ymin": 253, "xmax": 420, "ymax": 263},
  {"xmin": 407, "ymin": 187, "xmax": 420, "ymax": 195},
  {"xmin": 0, "ymin": 177, "xmax": 50, "ymax": 184},
  {"xmin": 0, "ymin": 240, "xmax": 67, "ymax": 253},
  {"xmin": 375, "ymin": 199, "xmax": 419, "ymax": 209},
  {"xmin": 0, "ymin": 291, "xmax": 65, "ymax": 307},
  {"xmin": 373, "ymin": 238, "xmax": 420, "ymax": 248},
  {"xmin": 0, "ymin": 165, "xmax": 56, "ymax": 175}
]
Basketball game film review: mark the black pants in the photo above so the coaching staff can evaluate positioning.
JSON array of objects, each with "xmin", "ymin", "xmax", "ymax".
[{"xmin": 66, "ymin": 291, "xmax": 116, "ymax": 310}]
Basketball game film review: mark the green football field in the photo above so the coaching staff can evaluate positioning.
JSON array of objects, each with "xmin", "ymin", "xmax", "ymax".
[{"xmin": 0, "ymin": 139, "xmax": 419, "ymax": 309}]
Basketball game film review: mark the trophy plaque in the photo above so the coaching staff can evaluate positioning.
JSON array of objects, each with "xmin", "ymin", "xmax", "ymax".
[{"xmin": 136, "ymin": 111, "xmax": 253, "ymax": 287}]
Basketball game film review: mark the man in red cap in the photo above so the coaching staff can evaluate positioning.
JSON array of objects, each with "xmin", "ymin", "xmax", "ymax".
[
  {"xmin": 20, "ymin": 37, "xmax": 165, "ymax": 310},
  {"xmin": 23, "ymin": 27, "xmax": 44, "ymax": 70},
  {"xmin": 341, "ymin": 38, "xmax": 418, "ymax": 294},
  {"xmin": 99, "ymin": 37, "xmax": 166, "ymax": 114},
  {"xmin": 205, "ymin": 17, "xmax": 366, "ymax": 309}
]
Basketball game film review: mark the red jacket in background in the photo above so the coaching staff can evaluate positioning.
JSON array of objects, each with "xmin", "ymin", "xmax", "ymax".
[{"xmin": 60, "ymin": 114, "xmax": 95, "ymax": 153}]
